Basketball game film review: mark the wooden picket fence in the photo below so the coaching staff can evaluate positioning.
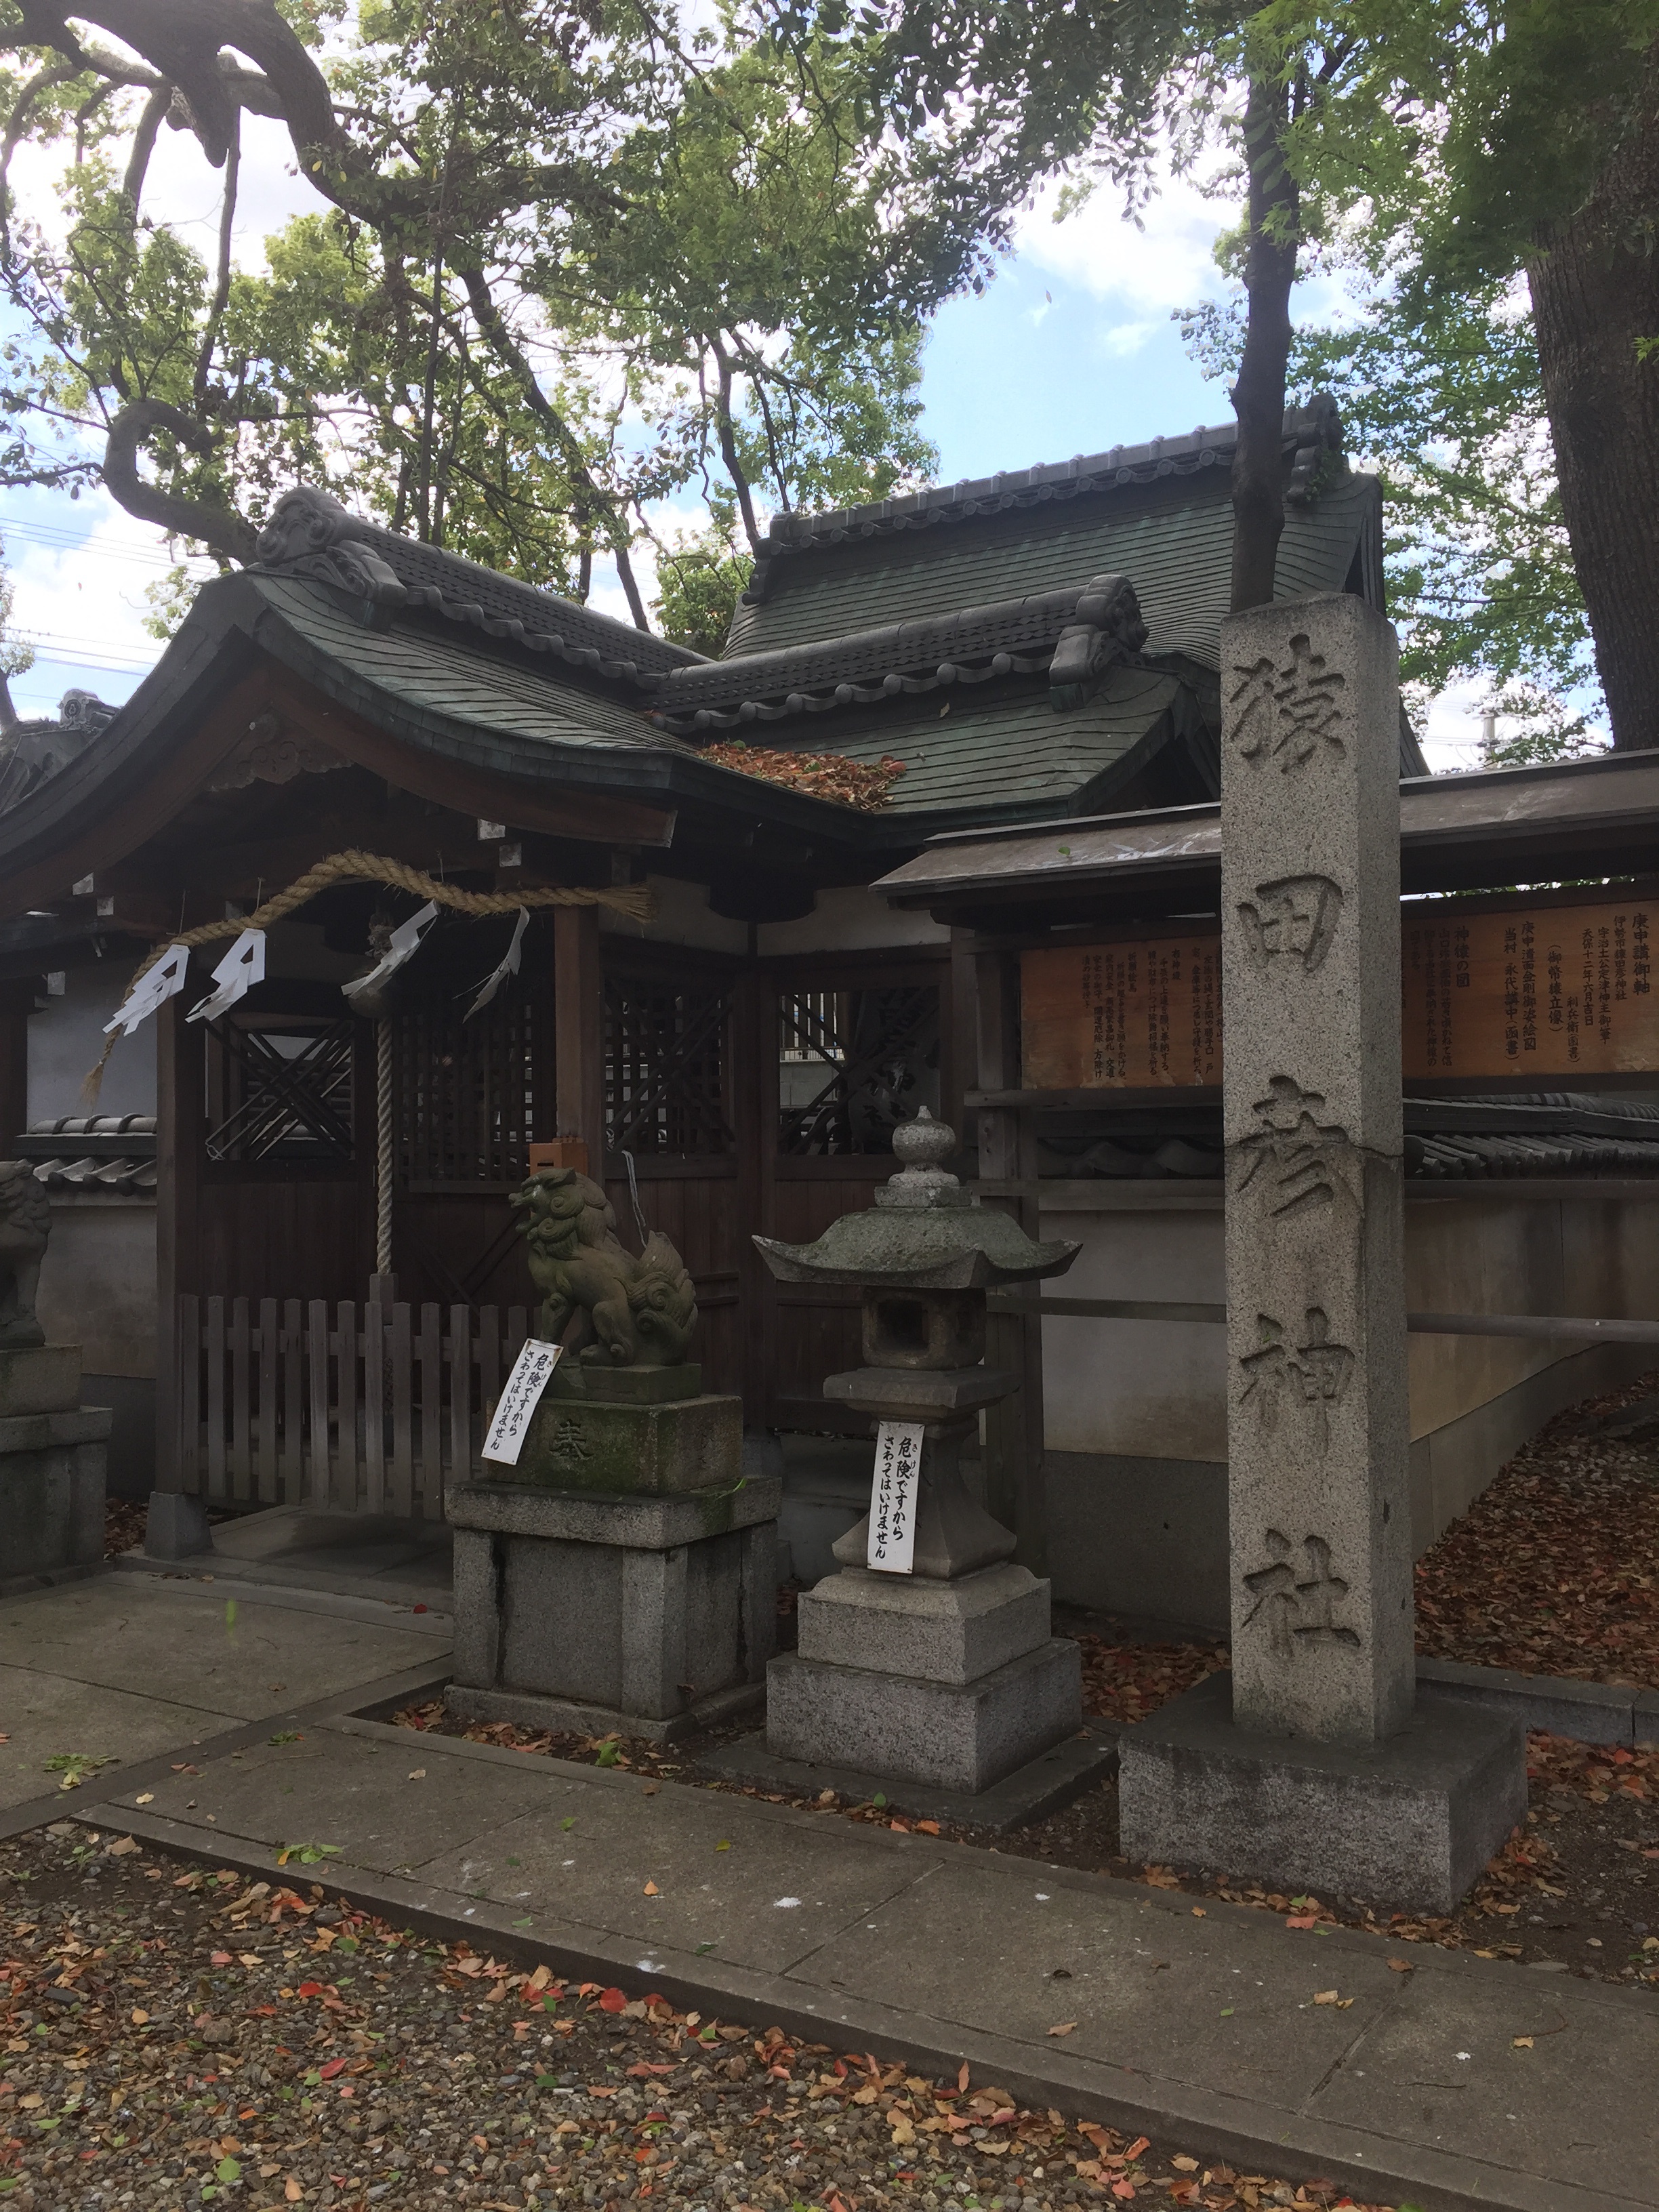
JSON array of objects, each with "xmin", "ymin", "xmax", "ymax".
[{"xmin": 172, "ymin": 1294, "xmax": 532, "ymax": 1518}]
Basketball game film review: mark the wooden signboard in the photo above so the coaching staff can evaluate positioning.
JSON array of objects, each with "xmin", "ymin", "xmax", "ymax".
[
  {"xmin": 1021, "ymin": 895, "xmax": 1659, "ymax": 1090},
  {"xmin": 1021, "ymin": 934, "xmax": 1223, "ymax": 1090}
]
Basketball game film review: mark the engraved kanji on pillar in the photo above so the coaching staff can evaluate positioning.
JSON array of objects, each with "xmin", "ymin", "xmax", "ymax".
[{"xmin": 1221, "ymin": 596, "xmax": 1414, "ymax": 1746}]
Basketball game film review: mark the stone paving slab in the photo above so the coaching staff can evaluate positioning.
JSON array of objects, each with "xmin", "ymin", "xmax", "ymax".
[
  {"xmin": 0, "ymin": 1574, "xmax": 445, "ymax": 1715},
  {"xmin": 79, "ymin": 1713, "xmax": 1659, "ymax": 2212},
  {"xmin": 0, "ymin": 1572, "xmax": 450, "ymax": 1820}
]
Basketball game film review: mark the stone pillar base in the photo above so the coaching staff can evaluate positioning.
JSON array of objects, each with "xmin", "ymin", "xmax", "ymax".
[
  {"xmin": 0, "ymin": 1348, "xmax": 107, "ymax": 1586},
  {"xmin": 1118, "ymin": 1670, "xmax": 1528, "ymax": 1914},
  {"xmin": 144, "ymin": 1490, "xmax": 214, "ymax": 1561},
  {"xmin": 445, "ymin": 1471, "xmax": 779, "ymax": 1738},
  {"xmin": 766, "ymin": 1639, "xmax": 1081, "ymax": 1795}
]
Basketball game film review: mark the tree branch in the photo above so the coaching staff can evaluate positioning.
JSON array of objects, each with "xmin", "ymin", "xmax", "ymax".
[
  {"xmin": 122, "ymin": 79, "xmax": 171, "ymax": 207},
  {"xmin": 102, "ymin": 397, "xmax": 258, "ymax": 561},
  {"xmin": 192, "ymin": 105, "xmax": 238, "ymax": 410},
  {"xmin": 708, "ymin": 333, "xmax": 762, "ymax": 554},
  {"xmin": 1229, "ymin": 69, "xmax": 1299, "ymax": 612},
  {"xmin": 455, "ymin": 261, "xmax": 650, "ymax": 628}
]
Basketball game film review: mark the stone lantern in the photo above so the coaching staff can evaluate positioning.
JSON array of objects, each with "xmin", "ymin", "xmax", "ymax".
[{"xmin": 752, "ymin": 1111, "xmax": 1086, "ymax": 1797}]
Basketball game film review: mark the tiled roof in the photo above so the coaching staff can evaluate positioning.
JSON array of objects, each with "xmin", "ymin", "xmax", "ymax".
[
  {"xmin": 251, "ymin": 486, "xmax": 705, "ymax": 684},
  {"xmin": 16, "ymin": 1115, "xmax": 157, "ymax": 1195},
  {"xmin": 1027, "ymin": 1094, "xmax": 1659, "ymax": 1181},
  {"xmin": 725, "ymin": 402, "xmax": 1374, "ymax": 668}
]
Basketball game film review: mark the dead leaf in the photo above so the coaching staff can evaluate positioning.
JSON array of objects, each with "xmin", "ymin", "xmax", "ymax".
[
  {"xmin": 1513, "ymin": 2035, "xmax": 1534, "ymax": 2049},
  {"xmin": 1046, "ymin": 2021, "xmax": 1077, "ymax": 2037},
  {"xmin": 407, "ymin": 1769, "xmax": 426, "ymax": 1782},
  {"xmin": 1312, "ymin": 1990, "xmax": 1341, "ymax": 2005},
  {"xmin": 105, "ymin": 1836, "xmax": 140, "ymax": 1857},
  {"xmin": 1172, "ymin": 2156, "xmax": 1200, "ymax": 2172},
  {"xmin": 643, "ymin": 1881, "xmax": 659, "ymax": 1896}
]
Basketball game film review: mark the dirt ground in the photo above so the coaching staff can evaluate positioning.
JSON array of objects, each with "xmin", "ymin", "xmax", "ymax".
[{"xmin": 0, "ymin": 1825, "xmax": 1391, "ymax": 2212}]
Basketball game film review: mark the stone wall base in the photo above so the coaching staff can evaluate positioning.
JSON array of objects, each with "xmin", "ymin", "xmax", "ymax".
[
  {"xmin": 1046, "ymin": 1337, "xmax": 1657, "ymax": 1633},
  {"xmin": 765, "ymin": 1639, "xmax": 1081, "ymax": 1795},
  {"xmin": 0, "ymin": 1351, "xmax": 108, "ymax": 1584},
  {"xmin": 1118, "ymin": 1669, "xmax": 1527, "ymax": 1914}
]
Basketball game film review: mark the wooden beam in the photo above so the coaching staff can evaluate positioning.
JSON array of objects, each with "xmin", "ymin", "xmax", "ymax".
[
  {"xmin": 554, "ymin": 904, "xmax": 606, "ymax": 1165},
  {"xmin": 0, "ymin": 982, "xmax": 31, "ymax": 1152},
  {"xmin": 261, "ymin": 671, "xmax": 677, "ymax": 850},
  {"xmin": 154, "ymin": 996, "xmax": 201, "ymax": 1490},
  {"xmin": 975, "ymin": 948, "xmax": 1047, "ymax": 1573}
]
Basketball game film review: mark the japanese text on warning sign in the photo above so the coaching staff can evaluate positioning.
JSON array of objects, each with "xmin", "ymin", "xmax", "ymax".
[
  {"xmin": 867, "ymin": 1420, "xmax": 925, "ymax": 1575},
  {"xmin": 481, "ymin": 1340, "xmax": 563, "ymax": 1466}
]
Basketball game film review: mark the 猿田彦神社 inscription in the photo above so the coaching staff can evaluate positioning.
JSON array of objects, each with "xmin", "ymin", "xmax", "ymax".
[{"xmin": 1021, "ymin": 897, "xmax": 1659, "ymax": 1089}]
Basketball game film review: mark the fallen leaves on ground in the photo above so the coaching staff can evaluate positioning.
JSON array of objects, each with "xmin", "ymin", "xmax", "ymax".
[
  {"xmin": 1074, "ymin": 1638, "xmax": 1229, "ymax": 1724},
  {"xmin": 0, "ymin": 1826, "xmax": 1402, "ymax": 2212},
  {"xmin": 699, "ymin": 740, "xmax": 907, "ymax": 810},
  {"xmin": 1414, "ymin": 1368, "xmax": 1659, "ymax": 1686},
  {"xmin": 102, "ymin": 1498, "xmax": 148, "ymax": 1559}
]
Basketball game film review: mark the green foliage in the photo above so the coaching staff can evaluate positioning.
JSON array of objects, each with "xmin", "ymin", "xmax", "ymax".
[
  {"xmin": 1184, "ymin": 272, "xmax": 1598, "ymax": 707},
  {"xmin": 1477, "ymin": 683, "xmax": 1605, "ymax": 769},
  {"xmin": 0, "ymin": 0, "xmax": 957, "ymax": 599},
  {"xmin": 652, "ymin": 504, "xmax": 753, "ymax": 658}
]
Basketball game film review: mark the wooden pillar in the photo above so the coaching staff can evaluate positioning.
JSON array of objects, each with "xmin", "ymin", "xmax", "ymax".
[
  {"xmin": 154, "ymin": 996, "xmax": 202, "ymax": 1491},
  {"xmin": 975, "ymin": 947, "xmax": 1046, "ymax": 1572},
  {"xmin": 730, "ymin": 966, "xmax": 778, "ymax": 1429},
  {"xmin": 554, "ymin": 904, "xmax": 606, "ymax": 1171},
  {"xmin": 0, "ymin": 982, "xmax": 32, "ymax": 1155}
]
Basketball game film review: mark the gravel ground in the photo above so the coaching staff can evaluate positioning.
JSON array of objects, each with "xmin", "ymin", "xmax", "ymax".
[{"xmin": 0, "ymin": 1826, "xmax": 1394, "ymax": 2212}]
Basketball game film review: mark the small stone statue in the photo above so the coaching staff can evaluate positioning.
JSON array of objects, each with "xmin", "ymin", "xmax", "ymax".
[
  {"xmin": 0, "ymin": 1160, "xmax": 49, "ymax": 1349},
  {"xmin": 510, "ymin": 1165, "xmax": 697, "ymax": 1367}
]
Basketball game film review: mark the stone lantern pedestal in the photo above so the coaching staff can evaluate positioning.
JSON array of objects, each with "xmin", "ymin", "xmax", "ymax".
[{"xmin": 753, "ymin": 1113, "xmax": 1094, "ymax": 1800}]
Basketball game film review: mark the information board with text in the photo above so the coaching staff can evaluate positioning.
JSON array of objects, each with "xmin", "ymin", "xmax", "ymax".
[{"xmin": 1019, "ymin": 897, "xmax": 1659, "ymax": 1089}]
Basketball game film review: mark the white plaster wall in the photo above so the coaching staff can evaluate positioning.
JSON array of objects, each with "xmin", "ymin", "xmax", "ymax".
[
  {"xmin": 27, "ymin": 965, "xmax": 155, "ymax": 1124},
  {"xmin": 1038, "ymin": 1198, "xmax": 1227, "ymax": 1458},
  {"xmin": 35, "ymin": 1197, "xmax": 157, "ymax": 1378},
  {"xmin": 758, "ymin": 885, "xmax": 949, "ymax": 957},
  {"xmin": 600, "ymin": 875, "xmax": 750, "ymax": 956},
  {"xmin": 1036, "ymin": 1186, "xmax": 1659, "ymax": 1460}
]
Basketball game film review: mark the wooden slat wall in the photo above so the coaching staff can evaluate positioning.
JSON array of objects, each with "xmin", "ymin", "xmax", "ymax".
[{"xmin": 169, "ymin": 1296, "xmax": 533, "ymax": 1519}]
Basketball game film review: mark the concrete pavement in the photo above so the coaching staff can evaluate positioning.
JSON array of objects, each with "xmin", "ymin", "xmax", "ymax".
[{"xmin": 79, "ymin": 1700, "xmax": 1658, "ymax": 2212}]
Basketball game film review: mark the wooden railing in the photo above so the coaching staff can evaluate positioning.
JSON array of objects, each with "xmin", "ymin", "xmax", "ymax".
[{"xmin": 171, "ymin": 1294, "xmax": 531, "ymax": 1518}]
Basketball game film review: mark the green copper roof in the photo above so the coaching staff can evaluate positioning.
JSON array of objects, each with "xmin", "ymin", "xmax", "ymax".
[
  {"xmin": 726, "ymin": 471, "xmax": 1378, "ymax": 667},
  {"xmin": 796, "ymin": 664, "xmax": 1200, "ymax": 823}
]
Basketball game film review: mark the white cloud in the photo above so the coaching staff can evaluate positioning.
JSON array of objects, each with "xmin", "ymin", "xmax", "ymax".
[
  {"xmin": 1101, "ymin": 321, "xmax": 1157, "ymax": 359},
  {"xmin": 1013, "ymin": 164, "xmax": 1234, "ymax": 319}
]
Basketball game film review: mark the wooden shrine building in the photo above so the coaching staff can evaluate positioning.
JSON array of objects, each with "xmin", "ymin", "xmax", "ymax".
[{"xmin": 8, "ymin": 392, "xmax": 1658, "ymax": 1616}]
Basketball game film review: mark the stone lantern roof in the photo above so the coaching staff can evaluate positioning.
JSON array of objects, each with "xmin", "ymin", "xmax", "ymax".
[{"xmin": 752, "ymin": 1110, "xmax": 1080, "ymax": 1290}]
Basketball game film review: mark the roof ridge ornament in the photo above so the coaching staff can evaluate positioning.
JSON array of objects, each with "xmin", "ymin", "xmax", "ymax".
[{"xmin": 1048, "ymin": 573, "xmax": 1148, "ymax": 712}]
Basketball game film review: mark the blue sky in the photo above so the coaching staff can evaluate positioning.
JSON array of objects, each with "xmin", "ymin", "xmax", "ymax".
[{"xmin": 0, "ymin": 135, "xmax": 1488, "ymax": 769}]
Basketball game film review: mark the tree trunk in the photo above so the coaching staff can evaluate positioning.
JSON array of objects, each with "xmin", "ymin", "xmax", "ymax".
[
  {"xmin": 1229, "ymin": 71, "xmax": 1299, "ymax": 613},
  {"xmin": 1528, "ymin": 74, "xmax": 1659, "ymax": 751}
]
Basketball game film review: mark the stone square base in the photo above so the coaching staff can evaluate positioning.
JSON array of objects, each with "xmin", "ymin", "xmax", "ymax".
[
  {"xmin": 797, "ymin": 1561, "xmax": 1051, "ymax": 1685},
  {"xmin": 0, "ymin": 1345, "xmax": 83, "ymax": 1418},
  {"xmin": 447, "ymin": 1473, "xmax": 779, "ymax": 1734},
  {"xmin": 1117, "ymin": 1670, "xmax": 1528, "ymax": 1913},
  {"xmin": 766, "ymin": 1638, "xmax": 1082, "ymax": 1795},
  {"xmin": 0, "ymin": 1399, "xmax": 108, "ymax": 1586},
  {"xmin": 501, "ymin": 1389, "xmax": 741, "ymax": 1495},
  {"xmin": 444, "ymin": 1675, "xmax": 764, "ymax": 1746}
]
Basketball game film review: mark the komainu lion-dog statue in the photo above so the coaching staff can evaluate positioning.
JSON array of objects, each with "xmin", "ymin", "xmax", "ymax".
[
  {"xmin": 0, "ymin": 1160, "xmax": 49, "ymax": 1350},
  {"xmin": 509, "ymin": 1166, "xmax": 697, "ymax": 1368}
]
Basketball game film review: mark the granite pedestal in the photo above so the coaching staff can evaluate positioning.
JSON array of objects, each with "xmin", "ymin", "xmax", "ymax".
[
  {"xmin": 0, "ymin": 1346, "xmax": 108, "ymax": 1593},
  {"xmin": 445, "ymin": 1435, "xmax": 779, "ymax": 1744},
  {"xmin": 764, "ymin": 1367, "xmax": 1081, "ymax": 1794},
  {"xmin": 1118, "ymin": 1669, "xmax": 1527, "ymax": 1913}
]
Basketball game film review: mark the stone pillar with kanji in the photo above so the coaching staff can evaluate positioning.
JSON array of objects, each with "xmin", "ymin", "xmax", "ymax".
[
  {"xmin": 1116, "ymin": 595, "xmax": 1527, "ymax": 1912},
  {"xmin": 1220, "ymin": 592, "xmax": 1414, "ymax": 1745}
]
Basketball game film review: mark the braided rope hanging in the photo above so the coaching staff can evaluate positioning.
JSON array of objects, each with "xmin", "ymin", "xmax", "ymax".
[{"xmin": 82, "ymin": 848, "xmax": 653, "ymax": 1101}]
